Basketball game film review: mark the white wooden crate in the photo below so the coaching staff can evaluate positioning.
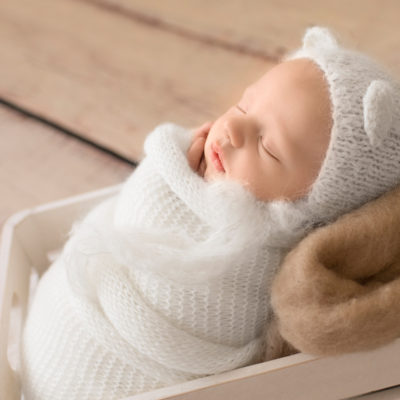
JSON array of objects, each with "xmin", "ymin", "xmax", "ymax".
[{"xmin": 1, "ymin": 186, "xmax": 400, "ymax": 400}]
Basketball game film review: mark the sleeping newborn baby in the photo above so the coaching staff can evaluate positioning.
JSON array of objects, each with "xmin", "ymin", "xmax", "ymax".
[
  {"xmin": 187, "ymin": 56, "xmax": 331, "ymax": 201},
  {"xmin": 21, "ymin": 27, "xmax": 400, "ymax": 400}
]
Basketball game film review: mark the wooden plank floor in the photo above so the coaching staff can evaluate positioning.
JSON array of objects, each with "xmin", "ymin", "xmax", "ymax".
[{"xmin": 0, "ymin": 106, "xmax": 133, "ymax": 227}]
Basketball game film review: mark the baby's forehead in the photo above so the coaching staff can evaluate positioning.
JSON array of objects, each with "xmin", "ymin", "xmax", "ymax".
[
  {"xmin": 247, "ymin": 59, "xmax": 326, "ymax": 94},
  {"xmin": 250, "ymin": 62, "xmax": 331, "ymax": 128}
]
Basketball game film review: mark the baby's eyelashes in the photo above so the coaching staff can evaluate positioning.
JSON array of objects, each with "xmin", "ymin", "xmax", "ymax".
[
  {"xmin": 236, "ymin": 104, "xmax": 246, "ymax": 114},
  {"xmin": 260, "ymin": 140, "xmax": 280, "ymax": 162}
]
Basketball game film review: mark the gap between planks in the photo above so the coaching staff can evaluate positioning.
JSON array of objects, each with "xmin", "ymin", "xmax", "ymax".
[
  {"xmin": 0, "ymin": 98, "xmax": 138, "ymax": 167},
  {"xmin": 74, "ymin": 0, "xmax": 282, "ymax": 63}
]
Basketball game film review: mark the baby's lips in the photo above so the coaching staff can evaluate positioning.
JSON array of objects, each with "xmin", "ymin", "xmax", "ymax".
[{"xmin": 211, "ymin": 142, "xmax": 226, "ymax": 173}]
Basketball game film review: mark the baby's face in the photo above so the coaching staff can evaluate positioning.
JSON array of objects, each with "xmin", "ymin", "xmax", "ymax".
[{"xmin": 202, "ymin": 58, "xmax": 332, "ymax": 201}]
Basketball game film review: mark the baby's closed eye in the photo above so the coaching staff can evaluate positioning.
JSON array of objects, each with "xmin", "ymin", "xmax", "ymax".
[{"xmin": 236, "ymin": 104, "xmax": 246, "ymax": 114}]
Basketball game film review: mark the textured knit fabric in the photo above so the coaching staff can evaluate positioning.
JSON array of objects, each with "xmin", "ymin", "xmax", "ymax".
[
  {"xmin": 271, "ymin": 184, "xmax": 400, "ymax": 356},
  {"xmin": 21, "ymin": 123, "xmax": 314, "ymax": 400},
  {"xmin": 286, "ymin": 27, "xmax": 400, "ymax": 223}
]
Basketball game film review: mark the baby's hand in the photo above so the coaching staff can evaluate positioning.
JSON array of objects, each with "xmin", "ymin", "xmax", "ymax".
[{"xmin": 187, "ymin": 121, "xmax": 213, "ymax": 177}]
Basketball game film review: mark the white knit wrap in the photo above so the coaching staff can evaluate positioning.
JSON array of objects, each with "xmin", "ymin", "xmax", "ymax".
[{"xmin": 21, "ymin": 123, "xmax": 314, "ymax": 400}]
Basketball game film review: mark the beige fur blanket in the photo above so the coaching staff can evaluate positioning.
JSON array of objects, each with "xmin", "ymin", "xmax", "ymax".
[{"xmin": 269, "ymin": 185, "xmax": 400, "ymax": 357}]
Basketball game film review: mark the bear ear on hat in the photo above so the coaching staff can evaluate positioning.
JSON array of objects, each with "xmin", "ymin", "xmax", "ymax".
[
  {"xmin": 363, "ymin": 80, "xmax": 395, "ymax": 147},
  {"xmin": 302, "ymin": 26, "xmax": 339, "ymax": 51}
]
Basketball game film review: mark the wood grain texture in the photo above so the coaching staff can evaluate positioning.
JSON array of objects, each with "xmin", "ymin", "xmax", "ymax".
[
  {"xmin": 0, "ymin": 106, "xmax": 133, "ymax": 228},
  {"xmin": 0, "ymin": 0, "xmax": 271, "ymax": 161},
  {"xmin": 95, "ymin": 0, "xmax": 400, "ymax": 76}
]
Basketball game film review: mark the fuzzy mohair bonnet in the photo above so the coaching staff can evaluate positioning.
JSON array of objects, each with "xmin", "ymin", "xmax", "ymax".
[{"xmin": 286, "ymin": 27, "xmax": 400, "ymax": 223}]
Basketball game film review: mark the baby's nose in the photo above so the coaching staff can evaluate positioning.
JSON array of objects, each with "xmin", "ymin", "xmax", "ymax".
[{"xmin": 224, "ymin": 116, "xmax": 258, "ymax": 148}]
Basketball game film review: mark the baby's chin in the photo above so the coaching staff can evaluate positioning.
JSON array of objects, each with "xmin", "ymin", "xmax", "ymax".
[
  {"xmin": 203, "ymin": 161, "xmax": 227, "ymax": 182},
  {"xmin": 203, "ymin": 169, "xmax": 227, "ymax": 183}
]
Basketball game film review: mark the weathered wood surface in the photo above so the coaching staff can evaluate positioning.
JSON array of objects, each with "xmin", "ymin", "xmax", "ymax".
[
  {"xmin": 92, "ymin": 0, "xmax": 400, "ymax": 71},
  {"xmin": 0, "ymin": 106, "xmax": 133, "ymax": 227}
]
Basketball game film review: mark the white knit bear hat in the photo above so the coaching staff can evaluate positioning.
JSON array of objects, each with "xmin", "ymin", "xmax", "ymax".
[{"xmin": 285, "ymin": 26, "xmax": 400, "ymax": 222}]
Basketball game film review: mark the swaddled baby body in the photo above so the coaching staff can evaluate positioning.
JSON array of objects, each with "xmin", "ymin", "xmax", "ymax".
[
  {"xmin": 21, "ymin": 27, "xmax": 400, "ymax": 400},
  {"xmin": 21, "ymin": 123, "xmax": 317, "ymax": 400}
]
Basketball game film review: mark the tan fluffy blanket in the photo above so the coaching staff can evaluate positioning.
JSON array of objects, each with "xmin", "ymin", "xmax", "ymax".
[{"xmin": 269, "ymin": 185, "xmax": 400, "ymax": 357}]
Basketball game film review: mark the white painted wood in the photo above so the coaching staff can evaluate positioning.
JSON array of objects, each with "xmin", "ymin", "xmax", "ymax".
[{"xmin": 125, "ymin": 340, "xmax": 400, "ymax": 400}]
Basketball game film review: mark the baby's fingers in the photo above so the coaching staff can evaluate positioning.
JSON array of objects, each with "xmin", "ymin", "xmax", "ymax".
[
  {"xmin": 192, "ymin": 121, "xmax": 213, "ymax": 140},
  {"xmin": 187, "ymin": 136, "xmax": 206, "ymax": 172}
]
